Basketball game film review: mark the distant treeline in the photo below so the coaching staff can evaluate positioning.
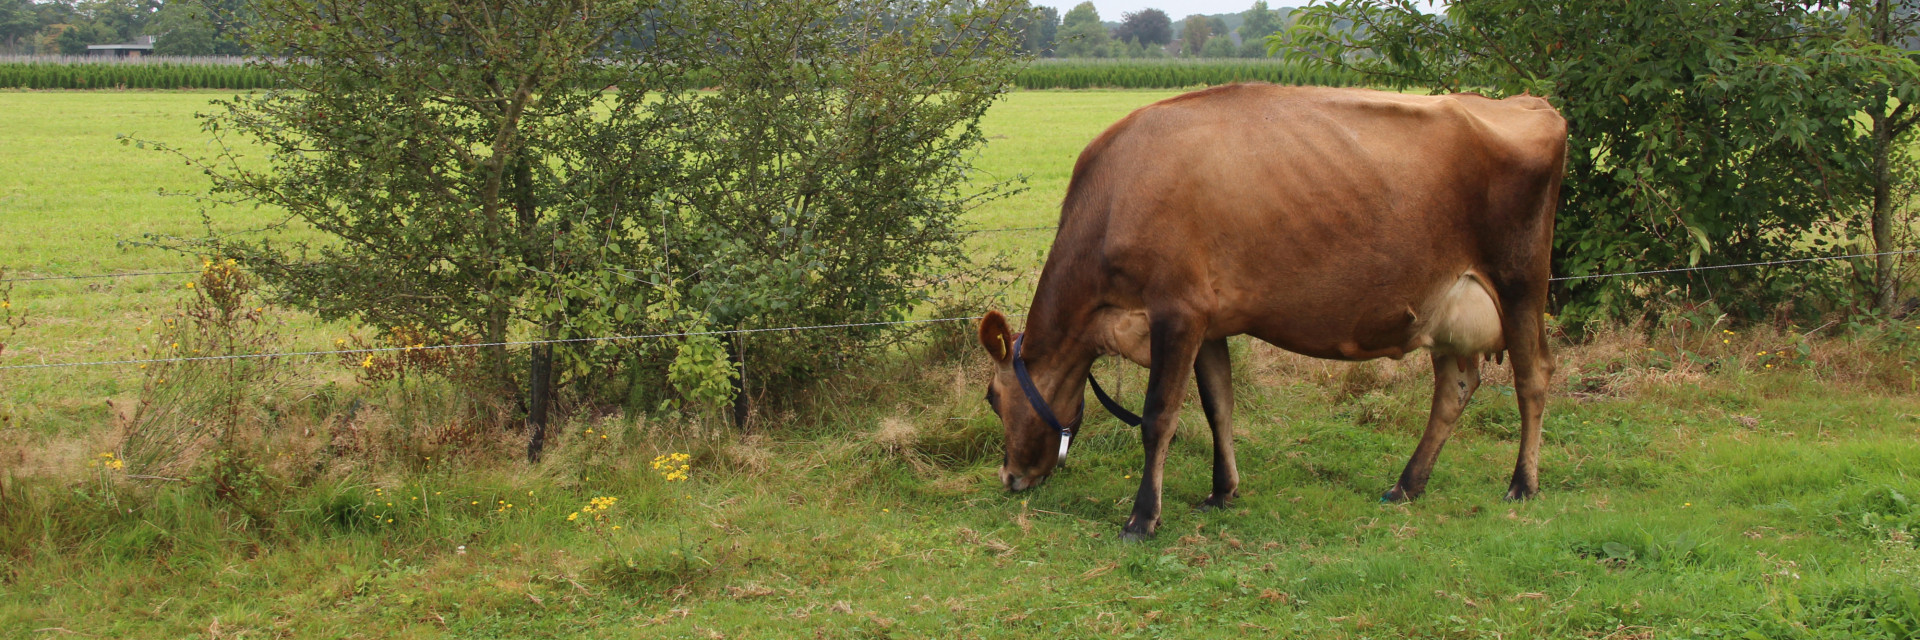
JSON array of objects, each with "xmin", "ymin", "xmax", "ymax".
[
  {"xmin": 1015, "ymin": 58, "xmax": 1358, "ymax": 89},
  {"xmin": 0, "ymin": 57, "xmax": 1360, "ymax": 91}
]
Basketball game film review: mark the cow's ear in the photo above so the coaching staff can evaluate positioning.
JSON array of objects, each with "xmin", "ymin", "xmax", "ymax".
[{"xmin": 978, "ymin": 311, "xmax": 1013, "ymax": 364}]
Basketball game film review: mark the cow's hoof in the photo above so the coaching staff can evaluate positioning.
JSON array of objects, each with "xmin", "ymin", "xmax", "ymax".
[
  {"xmin": 1381, "ymin": 484, "xmax": 1418, "ymax": 503},
  {"xmin": 1503, "ymin": 484, "xmax": 1538, "ymax": 502},
  {"xmin": 1197, "ymin": 492, "xmax": 1235, "ymax": 512},
  {"xmin": 1120, "ymin": 516, "xmax": 1158, "ymax": 542}
]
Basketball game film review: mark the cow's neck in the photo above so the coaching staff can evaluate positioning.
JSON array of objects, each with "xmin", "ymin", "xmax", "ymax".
[{"xmin": 1019, "ymin": 248, "xmax": 1103, "ymax": 410}]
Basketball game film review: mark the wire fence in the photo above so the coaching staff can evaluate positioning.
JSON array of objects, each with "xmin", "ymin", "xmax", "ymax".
[
  {"xmin": 0, "ymin": 225, "xmax": 1065, "ymax": 284},
  {"xmin": 0, "ymin": 314, "xmax": 1008, "ymax": 372},
  {"xmin": 1546, "ymin": 248, "xmax": 1920, "ymax": 282},
  {"xmin": 5, "ymin": 240, "xmax": 1918, "ymax": 372},
  {"xmin": 10, "ymin": 240, "xmax": 1916, "ymax": 286}
]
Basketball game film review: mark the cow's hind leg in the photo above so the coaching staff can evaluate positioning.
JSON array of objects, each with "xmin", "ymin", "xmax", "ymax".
[
  {"xmin": 1506, "ymin": 320, "xmax": 1553, "ymax": 500},
  {"xmin": 1383, "ymin": 353, "xmax": 1481, "ymax": 502},
  {"xmin": 1193, "ymin": 337, "xmax": 1239, "ymax": 510}
]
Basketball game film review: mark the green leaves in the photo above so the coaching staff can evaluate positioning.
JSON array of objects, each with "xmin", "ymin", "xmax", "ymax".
[{"xmin": 1282, "ymin": 0, "xmax": 1920, "ymax": 325}]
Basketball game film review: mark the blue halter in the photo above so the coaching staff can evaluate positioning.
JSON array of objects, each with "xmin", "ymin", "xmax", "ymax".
[{"xmin": 1011, "ymin": 335, "xmax": 1143, "ymax": 462}]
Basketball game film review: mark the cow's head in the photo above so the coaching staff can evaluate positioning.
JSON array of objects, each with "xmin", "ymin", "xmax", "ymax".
[{"xmin": 978, "ymin": 311, "xmax": 1077, "ymax": 492}]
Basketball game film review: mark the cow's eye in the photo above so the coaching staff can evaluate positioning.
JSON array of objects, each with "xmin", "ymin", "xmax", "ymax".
[{"xmin": 985, "ymin": 387, "xmax": 999, "ymax": 409}]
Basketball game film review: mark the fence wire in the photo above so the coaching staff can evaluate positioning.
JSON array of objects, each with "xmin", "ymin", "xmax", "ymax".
[
  {"xmin": 0, "ymin": 315, "xmax": 1005, "ymax": 372},
  {"xmin": 0, "ymin": 226, "xmax": 1064, "ymax": 284},
  {"xmin": 5, "ymin": 244, "xmax": 1920, "ymax": 372}
]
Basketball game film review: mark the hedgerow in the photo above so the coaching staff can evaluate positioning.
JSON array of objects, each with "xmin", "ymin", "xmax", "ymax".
[{"xmin": 0, "ymin": 61, "xmax": 275, "ymax": 89}]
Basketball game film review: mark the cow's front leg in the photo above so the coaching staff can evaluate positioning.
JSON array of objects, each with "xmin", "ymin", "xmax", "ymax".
[{"xmin": 1122, "ymin": 313, "xmax": 1205, "ymax": 541}]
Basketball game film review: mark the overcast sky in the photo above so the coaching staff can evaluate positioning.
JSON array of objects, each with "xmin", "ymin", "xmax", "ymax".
[{"xmin": 1035, "ymin": 1, "xmax": 1448, "ymax": 19}]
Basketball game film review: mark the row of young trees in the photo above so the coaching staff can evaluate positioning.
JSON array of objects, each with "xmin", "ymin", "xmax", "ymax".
[
  {"xmin": 0, "ymin": 0, "xmax": 248, "ymax": 55},
  {"xmin": 1280, "ymin": 0, "xmax": 1920, "ymax": 324},
  {"xmin": 1018, "ymin": 1, "xmax": 1288, "ymax": 59},
  {"xmin": 138, "ymin": 0, "xmax": 1028, "ymax": 458}
]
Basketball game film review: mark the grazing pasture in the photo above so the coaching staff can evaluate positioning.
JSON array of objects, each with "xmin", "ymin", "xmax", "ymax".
[{"xmin": 3, "ymin": 90, "xmax": 1920, "ymax": 638}]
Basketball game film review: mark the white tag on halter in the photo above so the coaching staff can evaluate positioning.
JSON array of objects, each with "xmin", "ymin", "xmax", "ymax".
[{"xmin": 1057, "ymin": 434, "xmax": 1071, "ymax": 461}]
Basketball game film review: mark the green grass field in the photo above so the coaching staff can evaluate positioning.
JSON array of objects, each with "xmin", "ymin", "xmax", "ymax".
[{"xmin": 4, "ymin": 90, "xmax": 1920, "ymax": 639}]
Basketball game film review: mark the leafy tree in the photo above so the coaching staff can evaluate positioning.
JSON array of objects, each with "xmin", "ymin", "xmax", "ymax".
[
  {"xmin": 76, "ymin": 0, "xmax": 160, "ymax": 43},
  {"xmin": 646, "ymin": 0, "xmax": 1027, "ymax": 424},
  {"xmin": 1841, "ymin": 0, "xmax": 1920, "ymax": 310},
  {"xmin": 144, "ymin": 0, "xmax": 693, "ymax": 459},
  {"xmin": 1180, "ymin": 14, "xmax": 1211, "ymax": 56},
  {"xmin": 55, "ymin": 20, "xmax": 113, "ymax": 53},
  {"xmin": 0, "ymin": 0, "xmax": 36, "ymax": 52},
  {"xmin": 1114, "ymin": 8, "xmax": 1171, "ymax": 46},
  {"xmin": 147, "ymin": 1, "xmax": 213, "ymax": 55},
  {"xmin": 1056, "ymin": 1, "xmax": 1108, "ymax": 57},
  {"xmin": 164, "ymin": 0, "xmax": 254, "ymax": 56},
  {"xmin": 1018, "ymin": 5, "xmax": 1059, "ymax": 56},
  {"xmin": 1201, "ymin": 30, "xmax": 1235, "ymax": 57},
  {"xmin": 1237, "ymin": 0, "xmax": 1280, "ymax": 57},
  {"xmin": 1279, "ymin": 0, "xmax": 1890, "ymax": 323}
]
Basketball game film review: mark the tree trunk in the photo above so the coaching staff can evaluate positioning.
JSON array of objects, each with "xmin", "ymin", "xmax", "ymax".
[
  {"xmin": 1869, "ymin": 0, "xmax": 1904, "ymax": 313},
  {"xmin": 1873, "ymin": 107, "xmax": 1897, "ymax": 312}
]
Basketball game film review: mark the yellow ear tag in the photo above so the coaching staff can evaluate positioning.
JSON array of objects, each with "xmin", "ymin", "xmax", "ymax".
[{"xmin": 997, "ymin": 334, "xmax": 1009, "ymax": 360}]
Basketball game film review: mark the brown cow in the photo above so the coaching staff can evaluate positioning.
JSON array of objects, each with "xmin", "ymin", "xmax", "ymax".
[{"xmin": 977, "ymin": 83, "xmax": 1567, "ymax": 540}]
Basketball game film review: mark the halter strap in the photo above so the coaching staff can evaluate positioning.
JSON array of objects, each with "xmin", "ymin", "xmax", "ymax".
[
  {"xmin": 1010, "ymin": 335, "xmax": 1145, "ymax": 461},
  {"xmin": 1087, "ymin": 372, "xmax": 1142, "ymax": 427}
]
